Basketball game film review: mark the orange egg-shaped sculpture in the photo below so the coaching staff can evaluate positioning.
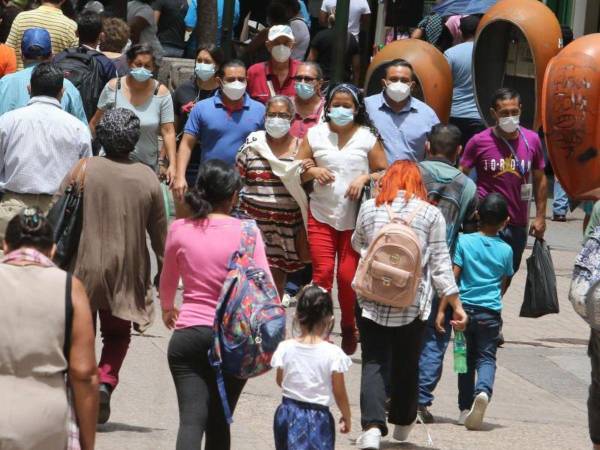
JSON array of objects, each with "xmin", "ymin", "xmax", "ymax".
[
  {"xmin": 473, "ymin": 0, "xmax": 562, "ymax": 130},
  {"xmin": 542, "ymin": 34, "xmax": 600, "ymax": 200},
  {"xmin": 364, "ymin": 39, "xmax": 452, "ymax": 123}
]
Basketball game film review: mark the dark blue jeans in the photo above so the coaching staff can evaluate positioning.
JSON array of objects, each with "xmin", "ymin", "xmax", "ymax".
[
  {"xmin": 418, "ymin": 296, "xmax": 452, "ymax": 407},
  {"xmin": 458, "ymin": 306, "xmax": 502, "ymax": 411}
]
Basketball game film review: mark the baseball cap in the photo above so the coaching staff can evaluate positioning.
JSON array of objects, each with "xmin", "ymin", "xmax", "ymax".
[
  {"xmin": 22, "ymin": 28, "xmax": 52, "ymax": 59},
  {"xmin": 267, "ymin": 24, "xmax": 294, "ymax": 42}
]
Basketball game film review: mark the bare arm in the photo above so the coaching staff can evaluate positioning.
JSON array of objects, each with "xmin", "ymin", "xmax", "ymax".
[
  {"xmin": 153, "ymin": 10, "xmax": 161, "ymax": 26},
  {"xmin": 129, "ymin": 16, "xmax": 150, "ymax": 44},
  {"xmin": 530, "ymin": 169, "xmax": 547, "ymax": 238},
  {"xmin": 276, "ymin": 368, "xmax": 283, "ymax": 387},
  {"xmin": 68, "ymin": 277, "xmax": 99, "ymax": 450},
  {"xmin": 88, "ymin": 108, "xmax": 105, "ymax": 137},
  {"xmin": 459, "ymin": 165, "xmax": 471, "ymax": 176},
  {"xmin": 307, "ymin": 47, "xmax": 318, "ymax": 62},
  {"xmin": 332, "ymin": 372, "xmax": 351, "ymax": 433},
  {"xmin": 351, "ymin": 54, "xmax": 361, "ymax": 85},
  {"xmin": 173, "ymin": 133, "xmax": 197, "ymax": 199},
  {"xmin": 160, "ymin": 121, "xmax": 177, "ymax": 184},
  {"xmin": 318, "ymin": 10, "xmax": 329, "ymax": 27}
]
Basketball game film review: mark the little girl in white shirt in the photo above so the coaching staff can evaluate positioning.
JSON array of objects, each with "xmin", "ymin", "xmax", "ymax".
[{"xmin": 271, "ymin": 285, "xmax": 352, "ymax": 450}]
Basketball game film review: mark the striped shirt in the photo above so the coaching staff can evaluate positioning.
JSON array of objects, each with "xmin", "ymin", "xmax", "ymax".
[
  {"xmin": 351, "ymin": 195, "xmax": 459, "ymax": 327},
  {"xmin": 6, "ymin": 5, "xmax": 78, "ymax": 70},
  {"xmin": 0, "ymin": 96, "xmax": 92, "ymax": 194}
]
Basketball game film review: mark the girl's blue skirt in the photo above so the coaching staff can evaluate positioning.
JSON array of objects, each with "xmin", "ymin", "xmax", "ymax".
[{"xmin": 273, "ymin": 397, "xmax": 335, "ymax": 450}]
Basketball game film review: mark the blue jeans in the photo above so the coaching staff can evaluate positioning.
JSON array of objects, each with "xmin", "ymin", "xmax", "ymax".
[
  {"xmin": 553, "ymin": 177, "xmax": 569, "ymax": 216},
  {"xmin": 418, "ymin": 296, "xmax": 452, "ymax": 407},
  {"xmin": 458, "ymin": 306, "xmax": 502, "ymax": 411}
]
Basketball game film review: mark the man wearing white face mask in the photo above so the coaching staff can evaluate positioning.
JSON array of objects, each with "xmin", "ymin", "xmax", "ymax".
[
  {"xmin": 460, "ymin": 87, "xmax": 547, "ymax": 275},
  {"xmin": 173, "ymin": 60, "xmax": 265, "ymax": 201},
  {"xmin": 247, "ymin": 24, "xmax": 300, "ymax": 105},
  {"xmin": 365, "ymin": 59, "xmax": 440, "ymax": 163}
]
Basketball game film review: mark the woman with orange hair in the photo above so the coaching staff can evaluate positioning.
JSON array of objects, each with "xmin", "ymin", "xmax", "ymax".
[{"xmin": 352, "ymin": 160, "xmax": 467, "ymax": 449}]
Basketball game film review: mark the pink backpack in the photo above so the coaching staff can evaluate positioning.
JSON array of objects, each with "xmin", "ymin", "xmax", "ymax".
[{"xmin": 352, "ymin": 203, "xmax": 423, "ymax": 308}]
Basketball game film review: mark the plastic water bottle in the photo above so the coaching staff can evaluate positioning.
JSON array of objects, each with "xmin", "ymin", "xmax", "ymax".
[{"xmin": 453, "ymin": 330, "xmax": 467, "ymax": 374}]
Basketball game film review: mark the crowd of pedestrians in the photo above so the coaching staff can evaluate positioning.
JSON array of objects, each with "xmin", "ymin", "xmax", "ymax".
[{"xmin": 0, "ymin": 2, "xmax": 598, "ymax": 450}]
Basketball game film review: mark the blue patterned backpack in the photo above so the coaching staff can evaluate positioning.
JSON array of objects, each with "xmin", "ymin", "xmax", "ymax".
[
  {"xmin": 209, "ymin": 220, "xmax": 286, "ymax": 424},
  {"xmin": 569, "ymin": 226, "xmax": 600, "ymax": 330}
]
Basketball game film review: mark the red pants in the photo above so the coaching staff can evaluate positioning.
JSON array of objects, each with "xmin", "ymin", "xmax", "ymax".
[
  {"xmin": 307, "ymin": 210, "xmax": 359, "ymax": 329},
  {"xmin": 94, "ymin": 309, "xmax": 131, "ymax": 389}
]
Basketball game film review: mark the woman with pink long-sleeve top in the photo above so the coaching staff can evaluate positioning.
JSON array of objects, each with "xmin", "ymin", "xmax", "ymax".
[{"xmin": 159, "ymin": 159, "xmax": 273, "ymax": 450}]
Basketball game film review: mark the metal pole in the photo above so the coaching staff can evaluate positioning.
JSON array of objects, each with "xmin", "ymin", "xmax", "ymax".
[
  {"xmin": 332, "ymin": 0, "xmax": 350, "ymax": 85},
  {"xmin": 222, "ymin": 0, "xmax": 235, "ymax": 60}
]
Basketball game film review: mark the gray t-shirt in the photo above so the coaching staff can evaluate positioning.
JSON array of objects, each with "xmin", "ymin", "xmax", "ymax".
[
  {"xmin": 97, "ymin": 80, "xmax": 174, "ymax": 168},
  {"xmin": 127, "ymin": 0, "xmax": 164, "ymax": 61},
  {"xmin": 290, "ymin": 17, "xmax": 310, "ymax": 60}
]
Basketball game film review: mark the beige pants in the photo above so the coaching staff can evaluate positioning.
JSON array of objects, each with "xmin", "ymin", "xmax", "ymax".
[{"xmin": 0, "ymin": 192, "xmax": 53, "ymax": 243}]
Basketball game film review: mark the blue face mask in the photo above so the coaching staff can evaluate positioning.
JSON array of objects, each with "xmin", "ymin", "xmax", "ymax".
[
  {"xmin": 295, "ymin": 82, "xmax": 315, "ymax": 100},
  {"xmin": 328, "ymin": 106, "xmax": 354, "ymax": 126},
  {"xmin": 195, "ymin": 63, "xmax": 216, "ymax": 81},
  {"xmin": 130, "ymin": 67, "xmax": 153, "ymax": 82}
]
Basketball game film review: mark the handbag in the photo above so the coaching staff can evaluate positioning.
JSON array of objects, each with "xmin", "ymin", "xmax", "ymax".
[{"xmin": 47, "ymin": 158, "xmax": 89, "ymax": 270}]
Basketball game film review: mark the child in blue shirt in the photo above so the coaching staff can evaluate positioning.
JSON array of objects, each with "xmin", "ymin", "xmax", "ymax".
[{"xmin": 437, "ymin": 192, "xmax": 513, "ymax": 431}]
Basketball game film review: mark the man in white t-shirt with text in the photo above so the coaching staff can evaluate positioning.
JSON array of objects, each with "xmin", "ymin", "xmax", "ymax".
[{"xmin": 319, "ymin": 0, "xmax": 370, "ymax": 41}]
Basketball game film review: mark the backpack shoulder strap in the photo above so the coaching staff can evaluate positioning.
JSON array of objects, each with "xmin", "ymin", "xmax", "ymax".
[
  {"xmin": 153, "ymin": 80, "xmax": 160, "ymax": 96},
  {"xmin": 240, "ymin": 220, "xmax": 257, "ymax": 257},
  {"xmin": 403, "ymin": 201, "xmax": 426, "ymax": 226},
  {"xmin": 63, "ymin": 273, "xmax": 73, "ymax": 362}
]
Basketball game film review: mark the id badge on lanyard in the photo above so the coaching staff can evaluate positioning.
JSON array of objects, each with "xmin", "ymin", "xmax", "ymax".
[{"xmin": 498, "ymin": 129, "xmax": 532, "ymax": 201}]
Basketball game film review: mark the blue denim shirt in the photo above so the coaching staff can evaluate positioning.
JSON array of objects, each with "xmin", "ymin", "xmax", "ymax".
[
  {"xmin": 0, "ymin": 64, "xmax": 87, "ymax": 124},
  {"xmin": 365, "ymin": 92, "xmax": 439, "ymax": 163}
]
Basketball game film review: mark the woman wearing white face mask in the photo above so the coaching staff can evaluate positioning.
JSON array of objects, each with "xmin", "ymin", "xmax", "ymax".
[
  {"xmin": 295, "ymin": 83, "xmax": 388, "ymax": 355},
  {"xmin": 90, "ymin": 43, "xmax": 176, "ymax": 181},
  {"xmin": 236, "ymin": 95, "xmax": 308, "ymax": 296},
  {"xmin": 247, "ymin": 24, "xmax": 301, "ymax": 104},
  {"xmin": 172, "ymin": 45, "xmax": 224, "ymax": 215}
]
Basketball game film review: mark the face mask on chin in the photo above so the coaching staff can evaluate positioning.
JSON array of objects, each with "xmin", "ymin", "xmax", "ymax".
[{"xmin": 498, "ymin": 115, "xmax": 520, "ymax": 134}]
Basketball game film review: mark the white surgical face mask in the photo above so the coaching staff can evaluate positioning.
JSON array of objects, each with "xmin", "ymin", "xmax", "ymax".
[
  {"xmin": 222, "ymin": 80, "xmax": 246, "ymax": 101},
  {"xmin": 385, "ymin": 81, "xmax": 411, "ymax": 102},
  {"xmin": 271, "ymin": 44, "xmax": 292, "ymax": 63},
  {"xmin": 265, "ymin": 117, "xmax": 291, "ymax": 139},
  {"xmin": 498, "ymin": 115, "xmax": 520, "ymax": 133}
]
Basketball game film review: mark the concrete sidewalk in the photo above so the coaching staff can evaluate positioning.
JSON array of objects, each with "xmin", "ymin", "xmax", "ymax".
[{"xmin": 95, "ymin": 210, "xmax": 593, "ymax": 450}]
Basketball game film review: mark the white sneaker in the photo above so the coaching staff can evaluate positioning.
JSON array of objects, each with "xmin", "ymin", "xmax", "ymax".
[
  {"xmin": 457, "ymin": 410, "xmax": 469, "ymax": 425},
  {"xmin": 392, "ymin": 420, "xmax": 415, "ymax": 441},
  {"xmin": 281, "ymin": 293, "xmax": 294, "ymax": 308},
  {"xmin": 464, "ymin": 392, "xmax": 489, "ymax": 430},
  {"xmin": 356, "ymin": 427, "xmax": 382, "ymax": 449}
]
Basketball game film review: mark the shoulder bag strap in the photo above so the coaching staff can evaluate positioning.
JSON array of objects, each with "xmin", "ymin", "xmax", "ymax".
[
  {"xmin": 153, "ymin": 80, "xmax": 160, "ymax": 96},
  {"xmin": 63, "ymin": 273, "xmax": 73, "ymax": 362},
  {"xmin": 240, "ymin": 220, "xmax": 257, "ymax": 257},
  {"xmin": 114, "ymin": 77, "xmax": 121, "ymax": 107}
]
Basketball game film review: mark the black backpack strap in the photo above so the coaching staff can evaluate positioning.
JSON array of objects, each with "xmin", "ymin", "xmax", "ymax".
[
  {"xmin": 63, "ymin": 273, "xmax": 73, "ymax": 362},
  {"xmin": 153, "ymin": 80, "xmax": 160, "ymax": 96}
]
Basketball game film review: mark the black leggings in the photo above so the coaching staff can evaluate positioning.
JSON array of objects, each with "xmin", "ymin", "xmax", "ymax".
[{"xmin": 168, "ymin": 326, "xmax": 246, "ymax": 450}]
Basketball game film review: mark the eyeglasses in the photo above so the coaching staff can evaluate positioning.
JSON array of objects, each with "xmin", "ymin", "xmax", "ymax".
[
  {"xmin": 294, "ymin": 75, "xmax": 318, "ymax": 83},
  {"xmin": 266, "ymin": 112, "xmax": 292, "ymax": 120}
]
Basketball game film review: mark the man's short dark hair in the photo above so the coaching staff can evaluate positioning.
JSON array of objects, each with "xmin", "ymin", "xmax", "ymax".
[
  {"xmin": 384, "ymin": 59, "xmax": 415, "ymax": 81},
  {"xmin": 459, "ymin": 15, "xmax": 480, "ymax": 39},
  {"xmin": 428, "ymin": 123, "xmax": 462, "ymax": 159},
  {"xmin": 479, "ymin": 193, "xmax": 509, "ymax": 226},
  {"xmin": 77, "ymin": 11, "xmax": 103, "ymax": 44},
  {"xmin": 490, "ymin": 87, "xmax": 521, "ymax": 109},
  {"xmin": 30, "ymin": 63, "xmax": 64, "ymax": 98},
  {"xmin": 218, "ymin": 59, "xmax": 246, "ymax": 78}
]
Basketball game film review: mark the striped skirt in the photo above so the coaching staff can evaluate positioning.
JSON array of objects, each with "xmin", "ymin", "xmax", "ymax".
[{"xmin": 273, "ymin": 397, "xmax": 335, "ymax": 450}]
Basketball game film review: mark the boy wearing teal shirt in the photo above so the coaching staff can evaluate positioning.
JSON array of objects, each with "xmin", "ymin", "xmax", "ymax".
[{"xmin": 439, "ymin": 193, "xmax": 513, "ymax": 431}]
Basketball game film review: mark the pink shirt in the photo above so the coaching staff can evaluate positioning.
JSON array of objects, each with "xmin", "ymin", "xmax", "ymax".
[{"xmin": 159, "ymin": 217, "xmax": 271, "ymax": 329}]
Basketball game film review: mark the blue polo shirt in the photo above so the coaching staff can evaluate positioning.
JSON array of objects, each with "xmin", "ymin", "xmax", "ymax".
[
  {"xmin": 365, "ymin": 92, "xmax": 439, "ymax": 163},
  {"xmin": 183, "ymin": 91, "xmax": 265, "ymax": 166},
  {"xmin": 0, "ymin": 64, "xmax": 87, "ymax": 124}
]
